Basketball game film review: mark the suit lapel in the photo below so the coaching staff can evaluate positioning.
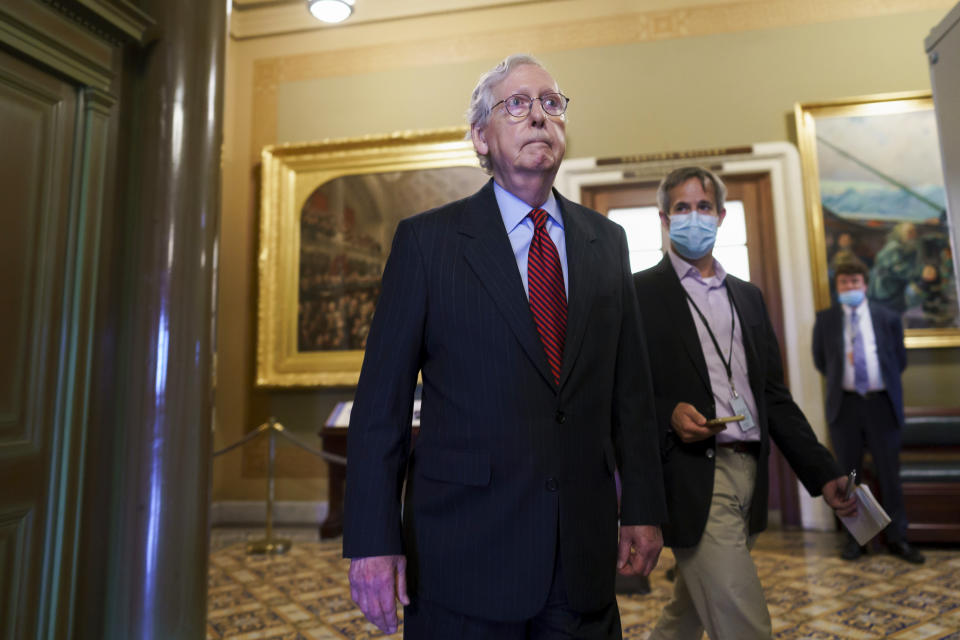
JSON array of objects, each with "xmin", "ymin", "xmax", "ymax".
[
  {"xmin": 829, "ymin": 305, "xmax": 846, "ymax": 368},
  {"xmin": 868, "ymin": 303, "xmax": 886, "ymax": 348},
  {"xmin": 556, "ymin": 194, "xmax": 597, "ymax": 389},
  {"xmin": 725, "ymin": 278, "xmax": 764, "ymax": 401},
  {"xmin": 652, "ymin": 257, "xmax": 712, "ymax": 392},
  {"xmin": 459, "ymin": 181, "xmax": 555, "ymax": 388}
]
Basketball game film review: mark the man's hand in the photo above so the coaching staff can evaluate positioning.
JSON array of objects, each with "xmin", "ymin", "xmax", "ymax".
[
  {"xmin": 822, "ymin": 476, "xmax": 858, "ymax": 518},
  {"xmin": 348, "ymin": 554, "xmax": 409, "ymax": 634},
  {"xmin": 616, "ymin": 525, "xmax": 663, "ymax": 576},
  {"xmin": 671, "ymin": 402, "xmax": 725, "ymax": 443}
]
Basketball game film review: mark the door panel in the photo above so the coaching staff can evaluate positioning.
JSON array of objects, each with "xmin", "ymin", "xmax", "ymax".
[{"xmin": 0, "ymin": 45, "xmax": 78, "ymax": 638}]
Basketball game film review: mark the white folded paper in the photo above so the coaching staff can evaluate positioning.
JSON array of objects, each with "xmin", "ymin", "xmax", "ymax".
[
  {"xmin": 324, "ymin": 401, "xmax": 352, "ymax": 428},
  {"xmin": 839, "ymin": 484, "xmax": 892, "ymax": 546}
]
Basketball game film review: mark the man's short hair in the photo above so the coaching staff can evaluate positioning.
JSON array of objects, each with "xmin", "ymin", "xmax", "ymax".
[
  {"xmin": 656, "ymin": 166, "xmax": 727, "ymax": 213},
  {"xmin": 834, "ymin": 258, "xmax": 869, "ymax": 283},
  {"xmin": 466, "ymin": 53, "xmax": 552, "ymax": 172}
]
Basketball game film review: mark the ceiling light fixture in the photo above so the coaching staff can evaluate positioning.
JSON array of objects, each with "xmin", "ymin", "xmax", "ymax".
[{"xmin": 308, "ymin": 0, "xmax": 354, "ymax": 24}]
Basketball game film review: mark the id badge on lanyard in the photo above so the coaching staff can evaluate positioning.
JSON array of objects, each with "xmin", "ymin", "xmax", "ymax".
[
  {"xmin": 686, "ymin": 287, "xmax": 757, "ymax": 433},
  {"xmin": 729, "ymin": 379, "xmax": 757, "ymax": 433}
]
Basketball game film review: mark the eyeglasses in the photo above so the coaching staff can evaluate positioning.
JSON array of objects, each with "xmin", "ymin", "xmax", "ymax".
[{"xmin": 492, "ymin": 93, "xmax": 570, "ymax": 118}]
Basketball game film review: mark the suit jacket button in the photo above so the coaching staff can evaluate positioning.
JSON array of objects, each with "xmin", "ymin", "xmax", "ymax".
[
  {"xmin": 706, "ymin": 448, "xmax": 715, "ymax": 459},
  {"xmin": 546, "ymin": 477, "xmax": 559, "ymax": 491},
  {"xmin": 555, "ymin": 411, "xmax": 566, "ymax": 424}
]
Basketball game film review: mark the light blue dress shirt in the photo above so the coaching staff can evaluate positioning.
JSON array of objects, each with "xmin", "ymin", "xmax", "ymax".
[{"xmin": 494, "ymin": 181, "xmax": 569, "ymax": 299}]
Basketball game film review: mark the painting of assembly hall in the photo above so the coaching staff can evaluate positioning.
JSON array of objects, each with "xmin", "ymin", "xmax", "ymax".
[{"xmin": 297, "ymin": 166, "xmax": 489, "ymax": 352}]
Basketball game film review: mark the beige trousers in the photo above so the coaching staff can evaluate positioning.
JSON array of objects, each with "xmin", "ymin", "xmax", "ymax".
[{"xmin": 648, "ymin": 447, "xmax": 772, "ymax": 640}]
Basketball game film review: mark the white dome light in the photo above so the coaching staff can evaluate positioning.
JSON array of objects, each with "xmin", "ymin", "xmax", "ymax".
[{"xmin": 308, "ymin": 0, "xmax": 354, "ymax": 24}]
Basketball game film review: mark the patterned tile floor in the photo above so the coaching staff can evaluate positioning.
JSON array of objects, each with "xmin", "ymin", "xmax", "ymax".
[{"xmin": 208, "ymin": 528, "xmax": 960, "ymax": 639}]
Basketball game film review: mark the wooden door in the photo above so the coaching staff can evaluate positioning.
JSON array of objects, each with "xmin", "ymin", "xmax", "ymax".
[
  {"xmin": 583, "ymin": 172, "xmax": 802, "ymax": 527},
  {"xmin": 0, "ymin": 44, "xmax": 81, "ymax": 638}
]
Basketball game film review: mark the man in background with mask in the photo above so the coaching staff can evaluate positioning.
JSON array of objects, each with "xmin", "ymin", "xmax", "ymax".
[
  {"xmin": 634, "ymin": 166, "xmax": 857, "ymax": 639},
  {"xmin": 813, "ymin": 259, "xmax": 923, "ymax": 564}
]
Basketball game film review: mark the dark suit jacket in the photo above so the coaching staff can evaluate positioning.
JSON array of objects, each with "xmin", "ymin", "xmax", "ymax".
[
  {"xmin": 343, "ymin": 180, "xmax": 666, "ymax": 621},
  {"xmin": 634, "ymin": 256, "xmax": 841, "ymax": 548},
  {"xmin": 811, "ymin": 302, "xmax": 907, "ymax": 427}
]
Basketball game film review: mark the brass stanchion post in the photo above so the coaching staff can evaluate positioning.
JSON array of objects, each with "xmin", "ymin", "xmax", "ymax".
[
  {"xmin": 247, "ymin": 417, "xmax": 292, "ymax": 555},
  {"xmin": 213, "ymin": 416, "xmax": 346, "ymax": 553}
]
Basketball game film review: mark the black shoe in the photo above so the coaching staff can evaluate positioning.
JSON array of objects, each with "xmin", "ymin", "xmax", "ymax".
[
  {"xmin": 841, "ymin": 538, "xmax": 864, "ymax": 561},
  {"xmin": 887, "ymin": 540, "xmax": 925, "ymax": 564}
]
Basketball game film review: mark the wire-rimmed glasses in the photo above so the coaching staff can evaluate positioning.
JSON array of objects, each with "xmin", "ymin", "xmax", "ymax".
[{"xmin": 492, "ymin": 93, "xmax": 570, "ymax": 117}]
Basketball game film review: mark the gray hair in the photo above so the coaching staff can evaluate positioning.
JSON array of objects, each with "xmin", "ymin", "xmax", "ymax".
[
  {"xmin": 466, "ymin": 53, "xmax": 553, "ymax": 172},
  {"xmin": 656, "ymin": 166, "xmax": 727, "ymax": 213}
]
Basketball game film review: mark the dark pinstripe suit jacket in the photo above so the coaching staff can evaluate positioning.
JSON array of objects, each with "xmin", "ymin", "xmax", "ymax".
[
  {"xmin": 634, "ymin": 256, "xmax": 841, "ymax": 548},
  {"xmin": 343, "ymin": 179, "xmax": 666, "ymax": 621}
]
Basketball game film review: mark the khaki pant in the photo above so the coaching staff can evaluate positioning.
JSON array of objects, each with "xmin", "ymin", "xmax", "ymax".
[{"xmin": 649, "ymin": 447, "xmax": 772, "ymax": 640}]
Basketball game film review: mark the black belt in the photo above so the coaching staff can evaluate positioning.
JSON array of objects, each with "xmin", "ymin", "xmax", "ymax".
[
  {"xmin": 843, "ymin": 390, "xmax": 888, "ymax": 399},
  {"xmin": 717, "ymin": 440, "xmax": 760, "ymax": 455}
]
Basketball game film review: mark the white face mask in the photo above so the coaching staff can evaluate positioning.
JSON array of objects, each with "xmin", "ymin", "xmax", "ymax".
[
  {"xmin": 668, "ymin": 212, "xmax": 718, "ymax": 259},
  {"xmin": 838, "ymin": 289, "xmax": 865, "ymax": 307}
]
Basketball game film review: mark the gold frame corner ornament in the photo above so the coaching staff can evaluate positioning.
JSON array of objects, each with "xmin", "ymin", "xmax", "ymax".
[
  {"xmin": 795, "ymin": 91, "xmax": 960, "ymax": 349},
  {"xmin": 256, "ymin": 127, "xmax": 480, "ymax": 387}
]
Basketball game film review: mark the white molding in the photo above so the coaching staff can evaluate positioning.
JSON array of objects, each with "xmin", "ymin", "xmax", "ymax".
[
  {"xmin": 557, "ymin": 144, "xmax": 835, "ymax": 531},
  {"xmin": 211, "ymin": 500, "xmax": 329, "ymax": 526}
]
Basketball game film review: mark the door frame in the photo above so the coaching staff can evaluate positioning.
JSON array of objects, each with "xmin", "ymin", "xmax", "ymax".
[{"xmin": 556, "ymin": 143, "xmax": 836, "ymax": 531}]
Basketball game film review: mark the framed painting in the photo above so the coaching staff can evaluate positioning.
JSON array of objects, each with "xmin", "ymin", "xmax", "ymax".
[
  {"xmin": 796, "ymin": 92, "xmax": 960, "ymax": 348},
  {"xmin": 257, "ymin": 127, "xmax": 488, "ymax": 386}
]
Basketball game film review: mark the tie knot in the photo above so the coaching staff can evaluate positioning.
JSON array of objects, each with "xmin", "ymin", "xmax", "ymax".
[{"xmin": 528, "ymin": 208, "xmax": 549, "ymax": 229}]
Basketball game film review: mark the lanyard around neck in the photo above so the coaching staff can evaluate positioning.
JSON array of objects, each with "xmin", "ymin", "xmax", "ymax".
[{"xmin": 683, "ymin": 286, "xmax": 737, "ymax": 389}]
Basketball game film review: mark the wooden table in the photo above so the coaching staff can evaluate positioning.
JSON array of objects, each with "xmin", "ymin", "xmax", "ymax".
[
  {"xmin": 317, "ymin": 426, "xmax": 419, "ymax": 539},
  {"xmin": 317, "ymin": 427, "xmax": 348, "ymax": 538}
]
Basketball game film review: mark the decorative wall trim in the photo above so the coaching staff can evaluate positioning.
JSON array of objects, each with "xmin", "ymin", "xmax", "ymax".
[
  {"xmin": 234, "ymin": 0, "xmax": 951, "ymax": 41},
  {"xmin": 44, "ymin": 0, "xmax": 155, "ymax": 45},
  {"xmin": 83, "ymin": 85, "xmax": 115, "ymax": 114},
  {"xmin": 0, "ymin": 0, "xmax": 114, "ymax": 89},
  {"xmin": 249, "ymin": 0, "xmax": 950, "ymax": 160}
]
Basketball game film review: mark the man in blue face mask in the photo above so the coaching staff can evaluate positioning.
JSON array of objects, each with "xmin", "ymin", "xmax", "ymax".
[
  {"xmin": 812, "ymin": 260, "xmax": 923, "ymax": 564},
  {"xmin": 634, "ymin": 167, "xmax": 857, "ymax": 640}
]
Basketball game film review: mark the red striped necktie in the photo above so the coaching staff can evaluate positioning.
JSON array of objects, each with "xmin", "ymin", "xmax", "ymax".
[{"xmin": 527, "ymin": 208, "xmax": 567, "ymax": 385}]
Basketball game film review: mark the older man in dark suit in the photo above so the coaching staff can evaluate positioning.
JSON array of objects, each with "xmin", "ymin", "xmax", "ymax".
[
  {"xmin": 342, "ymin": 54, "xmax": 666, "ymax": 639},
  {"xmin": 813, "ymin": 259, "xmax": 924, "ymax": 564},
  {"xmin": 634, "ymin": 166, "xmax": 856, "ymax": 640}
]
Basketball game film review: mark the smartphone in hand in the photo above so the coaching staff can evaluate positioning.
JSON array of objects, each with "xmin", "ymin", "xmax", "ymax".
[{"xmin": 703, "ymin": 415, "xmax": 745, "ymax": 428}]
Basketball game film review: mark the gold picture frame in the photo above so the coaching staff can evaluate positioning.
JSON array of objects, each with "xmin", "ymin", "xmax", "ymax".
[
  {"xmin": 256, "ymin": 127, "xmax": 487, "ymax": 387},
  {"xmin": 795, "ymin": 92, "xmax": 960, "ymax": 348}
]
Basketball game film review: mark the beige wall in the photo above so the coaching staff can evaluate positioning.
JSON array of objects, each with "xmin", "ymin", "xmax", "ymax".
[{"xmin": 215, "ymin": 3, "xmax": 958, "ymax": 504}]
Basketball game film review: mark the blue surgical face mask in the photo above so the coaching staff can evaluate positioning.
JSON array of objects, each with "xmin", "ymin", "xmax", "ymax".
[
  {"xmin": 668, "ymin": 212, "xmax": 718, "ymax": 260},
  {"xmin": 838, "ymin": 289, "xmax": 865, "ymax": 307}
]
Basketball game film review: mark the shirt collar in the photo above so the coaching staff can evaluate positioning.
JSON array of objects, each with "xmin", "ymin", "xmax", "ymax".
[
  {"xmin": 494, "ymin": 181, "xmax": 562, "ymax": 234},
  {"xmin": 667, "ymin": 246, "xmax": 726, "ymax": 287},
  {"xmin": 842, "ymin": 298, "xmax": 869, "ymax": 316}
]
